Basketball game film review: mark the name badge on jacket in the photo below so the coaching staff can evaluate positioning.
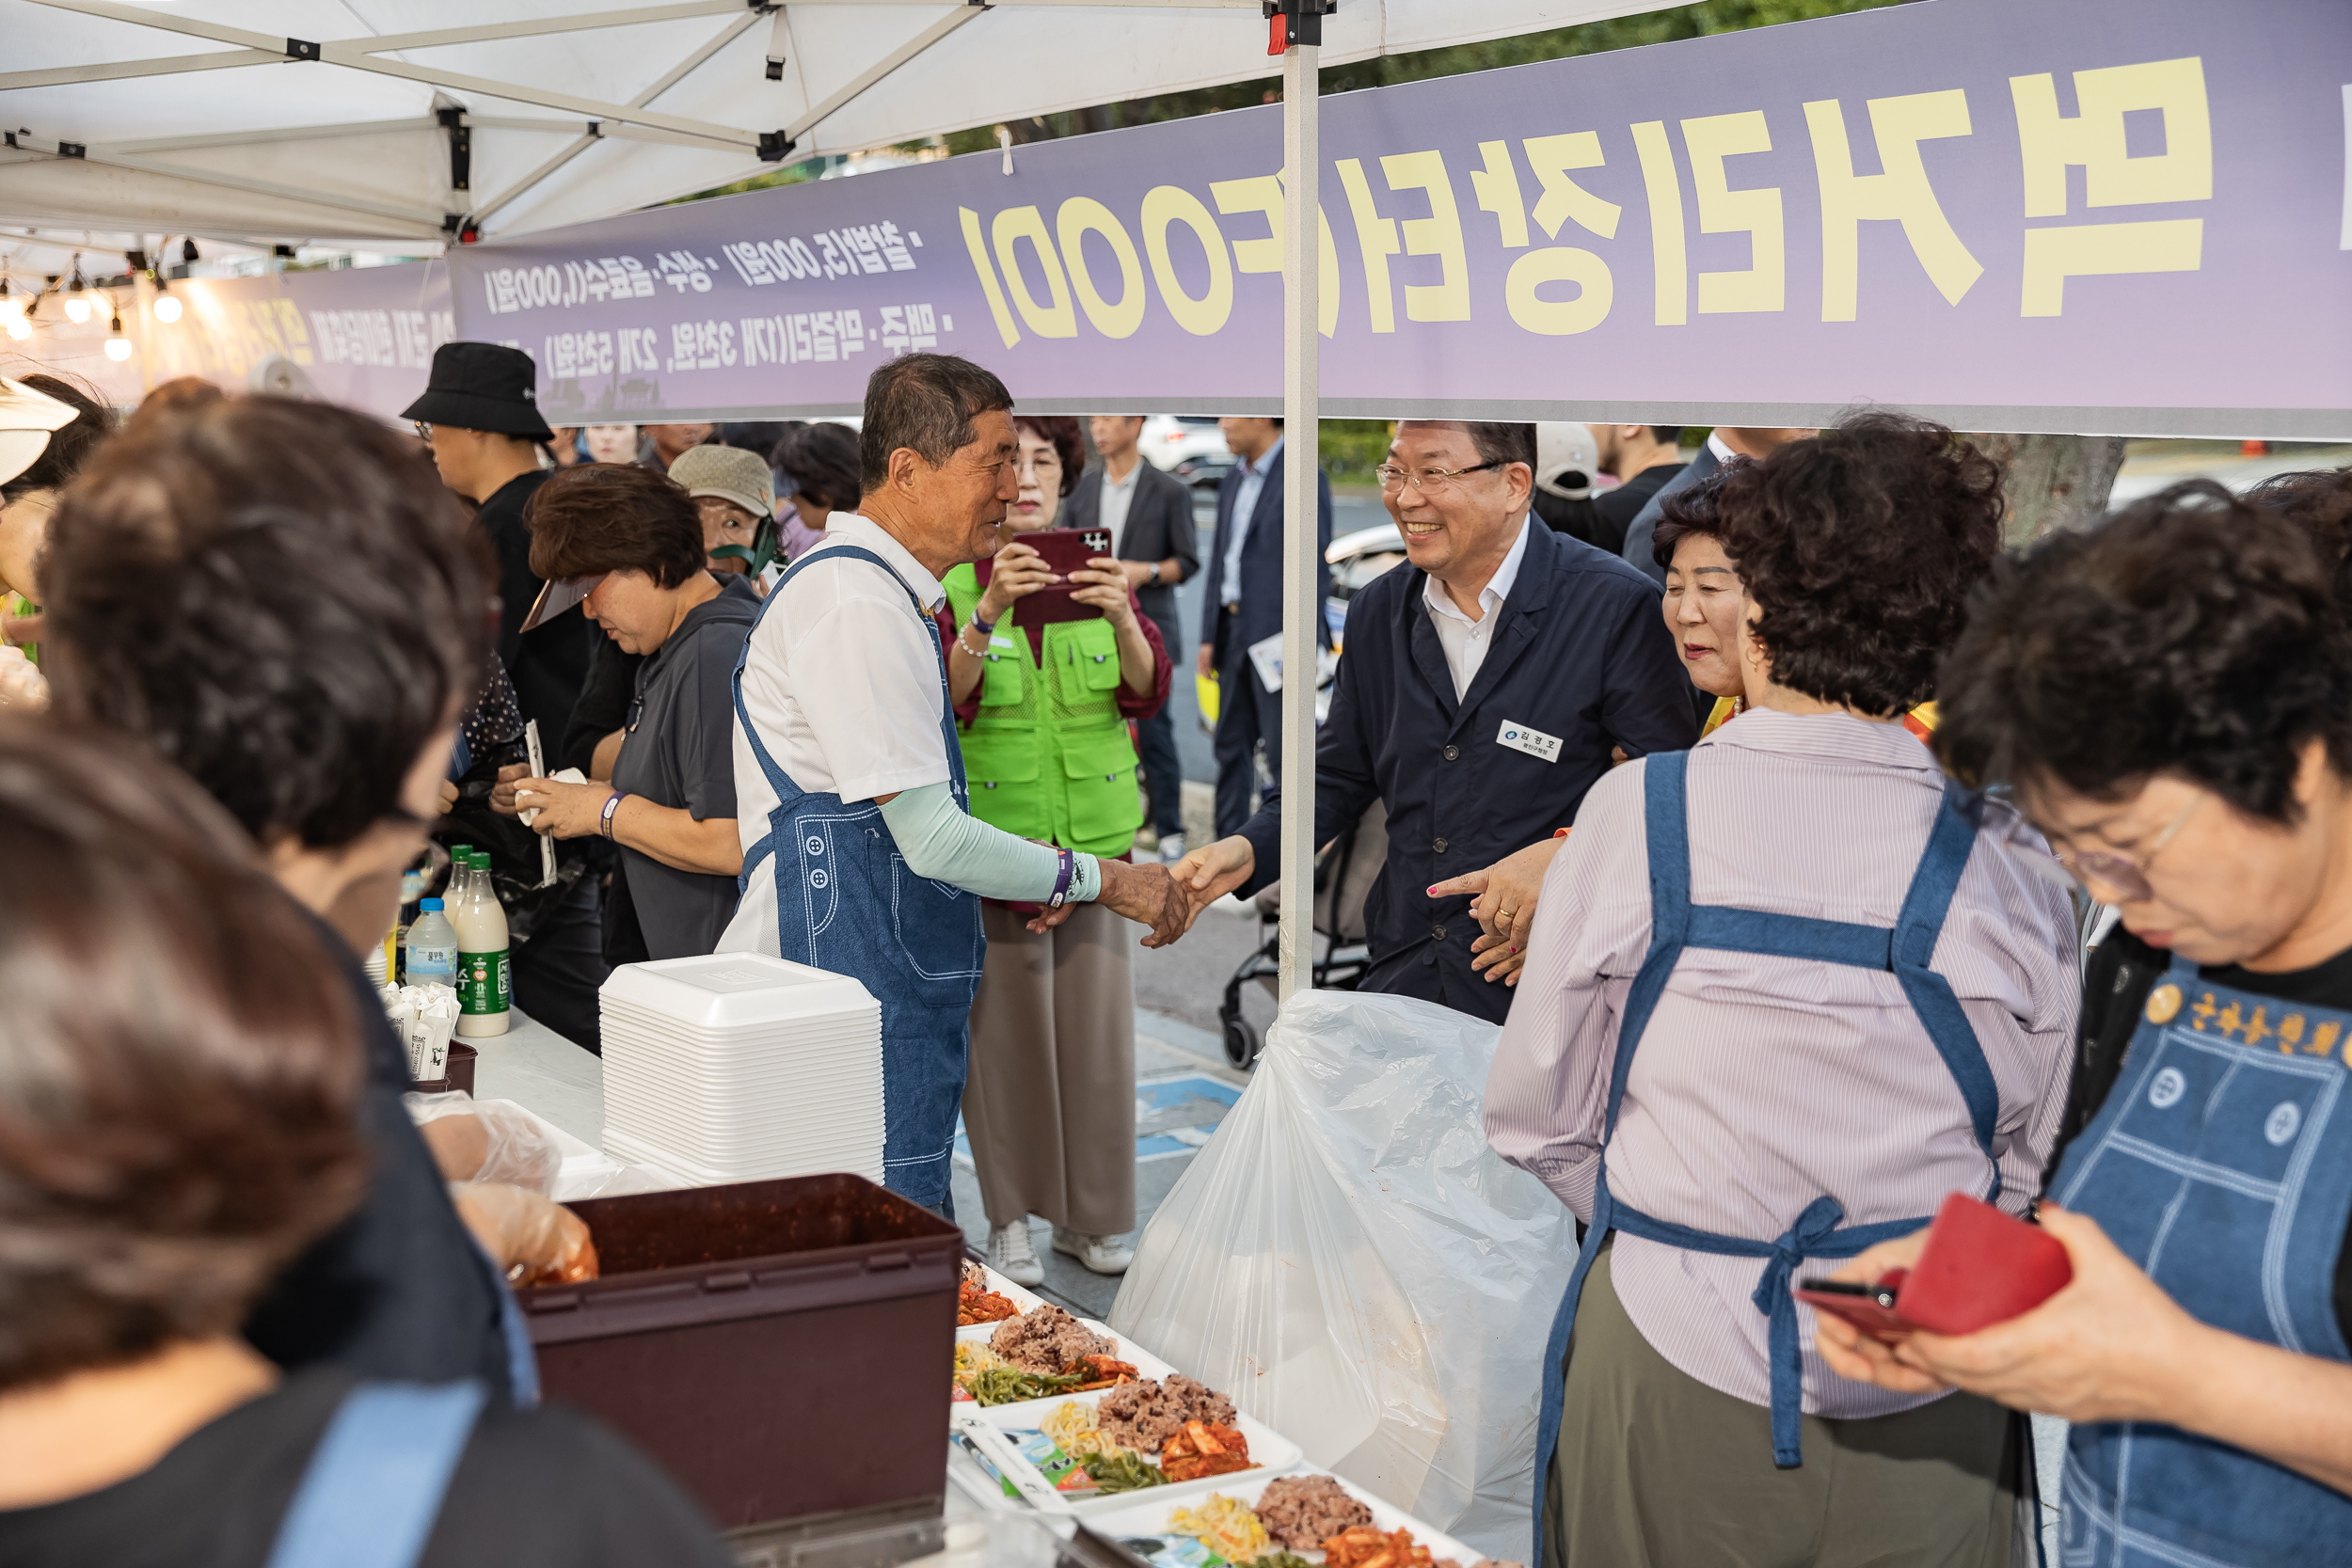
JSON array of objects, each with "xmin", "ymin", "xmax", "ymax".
[{"xmin": 1498, "ymin": 721, "xmax": 1563, "ymax": 763}]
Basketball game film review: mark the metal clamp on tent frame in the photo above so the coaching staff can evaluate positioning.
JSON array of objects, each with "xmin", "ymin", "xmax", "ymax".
[{"xmin": 1263, "ymin": 0, "xmax": 1335, "ymax": 55}]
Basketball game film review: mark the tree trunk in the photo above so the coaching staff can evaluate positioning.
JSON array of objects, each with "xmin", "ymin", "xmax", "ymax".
[{"xmin": 1966, "ymin": 433, "xmax": 2128, "ymax": 546}]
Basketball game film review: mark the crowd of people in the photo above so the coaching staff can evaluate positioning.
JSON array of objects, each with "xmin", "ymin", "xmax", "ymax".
[{"xmin": 0, "ymin": 339, "xmax": 2347, "ymax": 1565}]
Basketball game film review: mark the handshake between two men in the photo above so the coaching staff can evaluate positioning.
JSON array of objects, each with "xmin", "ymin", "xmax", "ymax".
[{"xmin": 1082, "ymin": 829, "xmax": 1573, "ymax": 984}]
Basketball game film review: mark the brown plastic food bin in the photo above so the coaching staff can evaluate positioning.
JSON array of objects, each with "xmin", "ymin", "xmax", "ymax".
[{"xmin": 516, "ymin": 1172, "xmax": 960, "ymax": 1529}]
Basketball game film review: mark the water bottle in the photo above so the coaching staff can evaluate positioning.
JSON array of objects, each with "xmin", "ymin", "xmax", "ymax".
[{"xmin": 405, "ymin": 898, "xmax": 460, "ymax": 991}]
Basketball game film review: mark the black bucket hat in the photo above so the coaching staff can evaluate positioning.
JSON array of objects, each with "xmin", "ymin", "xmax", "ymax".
[{"xmin": 401, "ymin": 341, "xmax": 554, "ymax": 441}]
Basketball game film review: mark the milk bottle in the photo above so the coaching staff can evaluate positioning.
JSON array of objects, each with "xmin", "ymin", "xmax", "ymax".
[{"xmin": 452, "ymin": 850, "xmax": 511, "ymax": 1037}]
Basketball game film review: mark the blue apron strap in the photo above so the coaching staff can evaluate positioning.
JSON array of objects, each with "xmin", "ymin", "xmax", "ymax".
[
  {"xmin": 1686, "ymin": 907, "xmax": 1894, "ymax": 969},
  {"xmin": 264, "ymin": 1380, "xmax": 488, "ymax": 1568},
  {"xmin": 468, "ymin": 1234, "xmax": 539, "ymax": 1406},
  {"xmin": 733, "ymin": 540, "xmax": 952, "ymax": 889},
  {"xmin": 1606, "ymin": 752, "xmax": 1692, "ymax": 1136},
  {"xmin": 1890, "ymin": 778, "xmax": 2003, "ymax": 1194}
]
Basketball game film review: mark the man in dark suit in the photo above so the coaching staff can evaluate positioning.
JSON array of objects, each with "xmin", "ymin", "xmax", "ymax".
[
  {"xmin": 1197, "ymin": 416, "xmax": 1333, "ymax": 839},
  {"xmin": 1173, "ymin": 420, "xmax": 1697, "ymax": 1024},
  {"xmin": 1066, "ymin": 415, "xmax": 1200, "ymax": 860}
]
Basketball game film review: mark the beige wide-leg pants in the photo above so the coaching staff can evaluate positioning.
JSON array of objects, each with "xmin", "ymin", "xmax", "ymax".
[{"xmin": 959, "ymin": 900, "xmax": 1137, "ymax": 1235}]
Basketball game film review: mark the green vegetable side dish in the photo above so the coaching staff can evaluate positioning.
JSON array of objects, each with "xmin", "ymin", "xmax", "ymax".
[
  {"xmin": 967, "ymin": 1366, "xmax": 1085, "ymax": 1406},
  {"xmin": 1259, "ymin": 1553, "xmax": 1318, "ymax": 1568},
  {"xmin": 1080, "ymin": 1450, "xmax": 1168, "ymax": 1493}
]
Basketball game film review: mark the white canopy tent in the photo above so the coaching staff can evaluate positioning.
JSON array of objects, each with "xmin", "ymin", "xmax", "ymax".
[
  {"xmin": 0, "ymin": 1, "xmax": 1651, "ymax": 247},
  {"xmin": 0, "ymin": 0, "xmax": 1660, "ymax": 995}
]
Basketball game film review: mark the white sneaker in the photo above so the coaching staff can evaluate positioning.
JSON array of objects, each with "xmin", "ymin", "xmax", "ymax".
[
  {"xmin": 1157, "ymin": 832, "xmax": 1186, "ymax": 863},
  {"xmin": 1052, "ymin": 1227, "xmax": 1136, "ymax": 1275},
  {"xmin": 988, "ymin": 1220, "xmax": 1045, "ymax": 1287}
]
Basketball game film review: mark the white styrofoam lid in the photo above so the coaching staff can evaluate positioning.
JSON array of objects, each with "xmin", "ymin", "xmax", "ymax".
[{"xmin": 598, "ymin": 952, "xmax": 878, "ymax": 1028}]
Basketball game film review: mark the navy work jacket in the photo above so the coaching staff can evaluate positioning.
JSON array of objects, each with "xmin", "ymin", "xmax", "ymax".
[{"xmin": 1237, "ymin": 519, "xmax": 1699, "ymax": 1023}]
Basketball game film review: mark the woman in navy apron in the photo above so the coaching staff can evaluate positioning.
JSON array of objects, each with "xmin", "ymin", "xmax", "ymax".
[
  {"xmin": 1486, "ymin": 415, "xmax": 2080, "ymax": 1567},
  {"xmin": 1819, "ymin": 477, "xmax": 2352, "ymax": 1566}
]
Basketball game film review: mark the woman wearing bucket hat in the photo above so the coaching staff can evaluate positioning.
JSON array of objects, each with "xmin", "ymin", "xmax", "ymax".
[{"xmin": 668, "ymin": 444, "xmax": 779, "ymax": 592}]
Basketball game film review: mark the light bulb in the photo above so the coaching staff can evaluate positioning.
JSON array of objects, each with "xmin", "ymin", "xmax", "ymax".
[
  {"xmin": 7, "ymin": 318, "xmax": 28, "ymax": 341},
  {"xmin": 153, "ymin": 293, "xmax": 182, "ymax": 323},
  {"xmin": 0, "ymin": 296, "xmax": 20, "ymax": 323},
  {"xmin": 104, "ymin": 335, "xmax": 133, "ymax": 361},
  {"xmin": 63, "ymin": 295, "xmax": 90, "ymax": 324}
]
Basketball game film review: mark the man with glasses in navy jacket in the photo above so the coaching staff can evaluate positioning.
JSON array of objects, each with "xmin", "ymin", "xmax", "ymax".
[{"xmin": 1171, "ymin": 420, "xmax": 1696, "ymax": 1024}]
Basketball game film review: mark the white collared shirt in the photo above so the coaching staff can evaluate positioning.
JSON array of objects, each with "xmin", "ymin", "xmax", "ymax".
[
  {"xmin": 1421, "ymin": 514, "xmax": 1532, "ymax": 701},
  {"xmin": 720, "ymin": 511, "xmax": 952, "ymax": 958},
  {"xmin": 1222, "ymin": 435, "xmax": 1284, "ymax": 609},
  {"xmin": 1707, "ymin": 430, "xmax": 1736, "ymax": 464},
  {"xmin": 1098, "ymin": 458, "xmax": 1142, "ymax": 558}
]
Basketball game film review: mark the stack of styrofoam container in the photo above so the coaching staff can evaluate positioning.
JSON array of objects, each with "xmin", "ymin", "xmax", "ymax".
[{"xmin": 599, "ymin": 952, "xmax": 884, "ymax": 1187}]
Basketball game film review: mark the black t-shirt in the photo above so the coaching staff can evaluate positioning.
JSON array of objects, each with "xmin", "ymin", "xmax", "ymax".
[
  {"xmin": 0, "ymin": 1366, "xmax": 736, "ymax": 1568},
  {"xmin": 2073, "ymin": 925, "xmax": 2352, "ymax": 1338},
  {"xmin": 476, "ymin": 470, "xmax": 596, "ymax": 749},
  {"xmin": 1532, "ymin": 460, "xmax": 1686, "ymax": 557},
  {"xmin": 240, "ymin": 908, "xmax": 512, "ymax": 1394}
]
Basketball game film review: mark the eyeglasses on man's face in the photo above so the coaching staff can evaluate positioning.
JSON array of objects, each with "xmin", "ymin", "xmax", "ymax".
[{"xmin": 1375, "ymin": 459, "xmax": 1502, "ymax": 497}]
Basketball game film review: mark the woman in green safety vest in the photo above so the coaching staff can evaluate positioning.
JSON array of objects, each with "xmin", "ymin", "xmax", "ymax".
[{"xmin": 934, "ymin": 414, "xmax": 1173, "ymax": 1289}]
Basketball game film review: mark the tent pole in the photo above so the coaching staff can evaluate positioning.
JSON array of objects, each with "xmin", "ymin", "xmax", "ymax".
[{"xmin": 1275, "ymin": 14, "xmax": 1319, "ymax": 1003}]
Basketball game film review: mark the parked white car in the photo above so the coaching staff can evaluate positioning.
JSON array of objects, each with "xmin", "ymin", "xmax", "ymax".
[{"xmin": 1138, "ymin": 414, "xmax": 1238, "ymax": 488}]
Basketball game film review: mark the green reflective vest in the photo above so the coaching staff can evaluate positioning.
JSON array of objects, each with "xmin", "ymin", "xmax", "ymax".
[{"xmin": 944, "ymin": 562, "xmax": 1142, "ymax": 858}]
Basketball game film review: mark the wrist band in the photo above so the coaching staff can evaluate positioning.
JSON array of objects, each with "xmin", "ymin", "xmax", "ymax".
[
  {"xmin": 601, "ymin": 791, "xmax": 627, "ymax": 838},
  {"xmin": 969, "ymin": 608, "xmax": 995, "ymax": 636},
  {"xmin": 1046, "ymin": 847, "xmax": 1075, "ymax": 908}
]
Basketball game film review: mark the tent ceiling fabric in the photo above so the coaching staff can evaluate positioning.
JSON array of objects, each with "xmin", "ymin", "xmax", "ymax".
[{"xmin": 0, "ymin": 0, "xmax": 1652, "ymax": 246}]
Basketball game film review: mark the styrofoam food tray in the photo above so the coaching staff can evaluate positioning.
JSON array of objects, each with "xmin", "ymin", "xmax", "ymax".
[
  {"xmin": 600, "ymin": 1006, "xmax": 882, "ymax": 1045},
  {"xmin": 1082, "ymin": 1468, "xmax": 1480, "ymax": 1566},
  {"xmin": 600, "ymin": 1063, "xmax": 882, "ymax": 1108},
  {"xmin": 954, "ymin": 1320, "xmax": 1178, "ymax": 1416},
  {"xmin": 955, "ymin": 1395, "xmax": 1303, "ymax": 1518},
  {"xmin": 599, "ymin": 1110, "xmax": 882, "ymax": 1159},
  {"xmin": 600, "ymin": 953, "xmax": 878, "ymax": 1028},
  {"xmin": 601, "ymin": 1126, "xmax": 882, "ymax": 1186}
]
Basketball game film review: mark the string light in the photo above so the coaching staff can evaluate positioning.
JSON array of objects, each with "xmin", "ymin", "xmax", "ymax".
[
  {"xmin": 62, "ymin": 258, "xmax": 90, "ymax": 324},
  {"xmin": 5, "ymin": 317, "xmax": 26, "ymax": 341},
  {"xmin": 153, "ymin": 292, "xmax": 182, "ymax": 323},
  {"xmin": 103, "ymin": 309, "xmax": 132, "ymax": 361},
  {"xmin": 0, "ymin": 278, "xmax": 19, "ymax": 322}
]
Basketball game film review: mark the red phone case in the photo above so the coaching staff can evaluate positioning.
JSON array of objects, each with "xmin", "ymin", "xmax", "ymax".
[
  {"xmin": 1896, "ymin": 1192, "xmax": 2073, "ymax": 1335},
  {"xmin": 974, "ymin": 529, "xmax": 1112, "ymax": 625},
  {"xmin": 1795, "ymin": 1269, "xmax": 1914, "ymax": 1342}
]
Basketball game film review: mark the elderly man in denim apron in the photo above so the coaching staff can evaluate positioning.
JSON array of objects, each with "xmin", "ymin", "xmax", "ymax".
[{"xmin": 718, "ymin": 356, "xmax": 1188, "ymax": 1212}]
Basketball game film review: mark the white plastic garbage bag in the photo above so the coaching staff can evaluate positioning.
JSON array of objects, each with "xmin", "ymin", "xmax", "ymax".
[{"xmin": 1110, "ymin": 990, "xmax": 1579, "ymax": 1563}]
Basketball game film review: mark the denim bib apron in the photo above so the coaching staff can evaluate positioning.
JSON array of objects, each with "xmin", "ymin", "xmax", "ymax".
[
  {"xmin": 1532, "ymin": 751, "xmax": 2001, "ymax": 1543},
  {"xmin": 264, "ymin": 1381, "xmax": 487, "ymax": 1568},
  {"xmin": 731, "ymin": 545, "xmax": 986, "ymax": 1211},
  {"xmin": 2047, "ymin": 958, "xmax": 2352, "ymax": 1566}
]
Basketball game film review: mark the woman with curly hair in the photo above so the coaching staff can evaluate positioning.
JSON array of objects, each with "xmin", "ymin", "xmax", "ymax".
[
  {"xmin": 1817, "ymin": 476, "xmax": 2352, "ymax": 1565},
  {"xmin": 935, "ymin": 414, "xmax": 1171, "ymax": 1285},
  {"xmin": 1486, "ymin": 412, "xmax": 2080, "ymax": 1567}
]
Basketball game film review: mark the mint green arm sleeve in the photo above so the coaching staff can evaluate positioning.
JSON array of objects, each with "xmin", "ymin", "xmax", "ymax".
[{"xmin": 875, "ymin": 782, "xmax": 1104, "ymax": 903}]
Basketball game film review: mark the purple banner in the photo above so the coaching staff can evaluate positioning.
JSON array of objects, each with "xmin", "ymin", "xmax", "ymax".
[
  {"xmin": 449, "ymin": 0, "xmax": 2352, "ymax": 438},
  {"xmin": 132, "ymin": 261, "xmax": 452, "ymax": 420}
]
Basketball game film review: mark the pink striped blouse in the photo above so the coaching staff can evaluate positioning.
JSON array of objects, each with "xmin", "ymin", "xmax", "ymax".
[{"xmin": 1484, "ymin": 709, "xmax": 2078, "ymax": 1418}]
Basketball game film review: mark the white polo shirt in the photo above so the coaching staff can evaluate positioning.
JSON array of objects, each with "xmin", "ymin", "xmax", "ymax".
[{"xmin": 717, "ymin": 512, "xmax": 954, "ymax": 958}]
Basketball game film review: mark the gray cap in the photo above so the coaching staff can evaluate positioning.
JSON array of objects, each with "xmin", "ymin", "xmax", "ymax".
[{"xmin": 667, "ymin": 443, "xmax": 775, "ymax": 518}]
